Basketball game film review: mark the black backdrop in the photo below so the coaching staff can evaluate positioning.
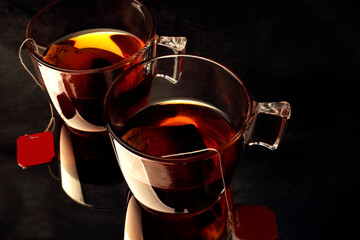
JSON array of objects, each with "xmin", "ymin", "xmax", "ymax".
[{"xmin": 1, "ymin": 0, "xmax": 359, "ymax": 239}]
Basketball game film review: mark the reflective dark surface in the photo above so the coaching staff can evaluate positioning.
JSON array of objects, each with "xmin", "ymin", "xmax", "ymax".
[
  {"xmin": 124, "ymin": 190, "xmax": 233, "ymax": 240},
  {"xmin": 1, "ymin": 0, "xmax": 360, "ymax": 239},
  {"xmin": 57, "ymin": 122, "xmax": 128, "ymax": 208}
]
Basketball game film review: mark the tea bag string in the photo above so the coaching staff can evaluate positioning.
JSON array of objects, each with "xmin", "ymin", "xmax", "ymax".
[
  {"xmin": 163, "ymin": 148, "xmax": 234, "ymax": 230},
  {"xmin": 19, "ymin": 38, "xmax": 55, "ymax": 132}
]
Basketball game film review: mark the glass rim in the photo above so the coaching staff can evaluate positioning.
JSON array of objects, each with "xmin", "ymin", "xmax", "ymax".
[
  {"xmin": 104, "ymin": 54, "xmax": 254, "ymax": 164},
  {"xmin": 25, "ymin": 0, "xmax": 157, "ymax": 74}
]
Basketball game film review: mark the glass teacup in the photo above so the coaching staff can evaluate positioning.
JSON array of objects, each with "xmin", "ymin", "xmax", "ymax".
[
  {"xmin": 104, "ymin": 55, "xmax": 291, "ymax": 214},
  {"xmin": 26, "ymin": 0, "xmax": 186, "ymax": 132},
  {"xmin": 24, "ymin": 0, "xmax": 186, "ymax": 208}
]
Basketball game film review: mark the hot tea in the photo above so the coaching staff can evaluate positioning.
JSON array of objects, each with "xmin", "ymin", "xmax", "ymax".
[
  {"xmin": 114, "ymin": 100, "xmax": 241, "ymax": 213},
  {"xmin": 43, "ymin": 30, "xmax": 144, "ymax": 70},
  {"xmin": 42, "ymin": 29, "xmax": 145, "ymax": 130}
]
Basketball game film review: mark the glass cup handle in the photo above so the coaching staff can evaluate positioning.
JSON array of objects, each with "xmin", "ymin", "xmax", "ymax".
[
  {"xmin": 248, "ymin": 101, "xmax": 291, "ymax": 150},
  {"xmin": 156, "ymin": 35, "xmax": 187, "ymax": 54},
  {"xmin": 151, "ymin": 35, "xmax": 187, "ymax": 84}
]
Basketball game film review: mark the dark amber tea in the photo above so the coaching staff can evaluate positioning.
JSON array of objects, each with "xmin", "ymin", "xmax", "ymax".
[
  {"xmin": 115, "ymin": 100, "xmax": 241, "ymax": 213},
  {"xmin": 43, "ymin": 29, "xmax": 144, "ymax": 70},
  {"xmin": 43, "ymin": 29, "xmax": 145, "ymax": 130}
]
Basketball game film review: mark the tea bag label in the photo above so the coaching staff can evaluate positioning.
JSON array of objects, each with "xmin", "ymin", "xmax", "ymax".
[
  {"xmin": 233, "ymin": 204, "xmax": 278, "ymax": 240},
  {"xmin": 17, "ymin": 131, "xmax": 55, "ymax": 168}
]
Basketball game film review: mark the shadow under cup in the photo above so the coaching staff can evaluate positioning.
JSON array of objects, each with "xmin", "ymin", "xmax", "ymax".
[{"xmin": 104, "ymin": 55, "xmax": 291, "ymax": 214}]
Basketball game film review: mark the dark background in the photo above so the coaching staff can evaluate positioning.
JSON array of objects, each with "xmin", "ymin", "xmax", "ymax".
[{"xmin": 1, "ymin": 0, "xmax": 359, "ymax": 239}]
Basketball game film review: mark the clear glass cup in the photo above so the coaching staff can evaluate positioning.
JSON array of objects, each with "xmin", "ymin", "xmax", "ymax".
[
  {"xmin": 26, "ymin": 0, "xmax": 186, "ymax": 132},
  {"xmin": 104, "ymin": 54, "xmax": 291, "ymax": 214},
  {"xmin": 24, "ymin": 0, "xmax": 186, "ymax": 208}
]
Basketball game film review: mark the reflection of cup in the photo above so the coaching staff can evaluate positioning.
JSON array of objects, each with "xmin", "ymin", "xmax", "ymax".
[
  {"xmin": 58, "ymin": 121, "xmax": 128, "ymax": 208},
  {"xmin": 104, "ymin": 55, "xmax": 291, "ymax": 214},
  {"xmin": 124, "ymin": 189, "xmax": 234, "ymax": 240},
  {"xmin": 24, "ymin": 0, "xmax": 186, "ymax": 208}
]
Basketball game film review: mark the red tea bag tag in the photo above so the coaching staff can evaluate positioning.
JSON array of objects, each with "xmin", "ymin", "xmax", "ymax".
[
  {"xmin": 17, "ymin": 131, "xmax": 55, "ymax": 168},
  {"xmin": 233, "ymin": 204, "xmax": 278, "ymax": 240}
]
